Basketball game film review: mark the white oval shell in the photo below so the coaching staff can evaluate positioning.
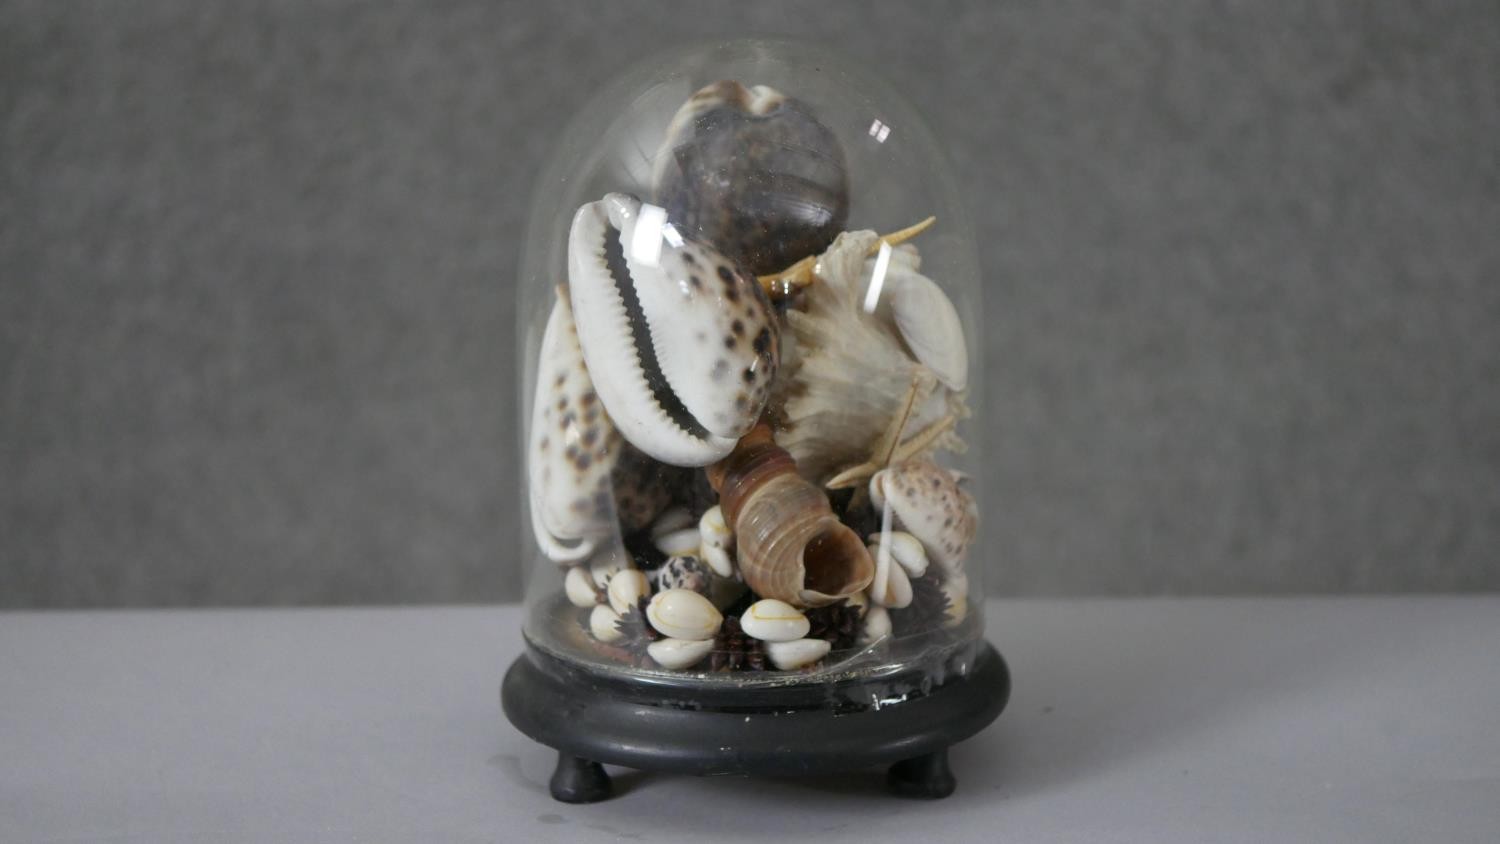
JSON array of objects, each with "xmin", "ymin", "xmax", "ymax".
[
  {"xmin": 654, "ymin": 527, "xmax": 701, "ymax": 558},
  {"xmin": 701, "ymin": 543, "xmax": 735, "ymax": 579},
  {"xmin": 606, "ymin": 568, "xmax": 650, "ymax": 615},
  {"xmin": 566, "ymin": 193, "xmax": 779, "ymax": 466},
  {"xmin": 650, "ymin": 506, "xmax": 695, "ymax": 538},
  {"xmin": 739, "ymin": 599, "xmax": 811, "ymax": 642},
  {"xmin": 589, "ymin": 605, "xmax": 624, "ymax": 643},
  {"xmin": 527, "ymin": 292, "xmax": 623, "ymax": 562},
  {"xmin": 646, "ymin": 589, "xmax": 723, "ymax": 641},
  {"xmin": 564, "ymin": 566, "xmax": 601, "ymax": 608},
  {"xmin": 868, "ymin": 548, "xmax": 913, "ymax": 610},
  {"xmin": 588, "ymin": 550, "xmax": 629, "ymax": 590},
  {"xmin": 765, "ymin": 638, "xmax": 832, "ymax": 670},
  {"xmin": 647, "ymin": 637, "xmax": 715, "ymax": 670},
  {"xmin": 860, "ymin": 605, "xmax": 892, "ymax": 645},
  {"xmin": 698, "ymin": 505, "xmax": 735, "ymax": 577},
  {"xmin": 870, "ymin": 530, "xmax": 929, "ymax": 579}
]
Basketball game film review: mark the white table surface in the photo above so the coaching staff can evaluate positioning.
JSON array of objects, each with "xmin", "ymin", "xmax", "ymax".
[{"xmin": 2, "ymin": 597, "xmax": 1497, "ymax": 843}]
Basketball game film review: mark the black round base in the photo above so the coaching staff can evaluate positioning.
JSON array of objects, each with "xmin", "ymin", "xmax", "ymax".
[{"xmin": 502, "ymin": 639, "xmax": 1009, "ymax": 802}]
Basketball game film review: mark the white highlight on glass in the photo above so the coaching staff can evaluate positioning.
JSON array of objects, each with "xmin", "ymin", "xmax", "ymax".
[
  {"xmin": 868, "ymin": 118, "xmax": 891, "ymax": 143},
  {"xmin": 862, "ymin": 241, "xmax": 892, "ymax": 314},
  {"xmin": 630, "ymin": 202, "xmax": 668, "ymax": 267}
]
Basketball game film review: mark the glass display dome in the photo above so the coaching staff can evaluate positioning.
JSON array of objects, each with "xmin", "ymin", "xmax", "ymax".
[{"xmin": 516, "ymin": 39, "xmax": 984, "ymax": 689}]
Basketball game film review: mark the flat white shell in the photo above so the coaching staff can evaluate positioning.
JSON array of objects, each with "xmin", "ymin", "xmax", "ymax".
[
  {"xmin": 654, "ymin": 527, "xmax": 702, "ymax": 558},
  {"xmin": 739, "ymin": 599, "xmax": 811, "ymax": 642},
  {"xmin": 589, "ymin": 605, "xmax": 624, "ymax": 643},
  {"xmin": 765, "ymin": 638, "xmax": 832, "ymax": 670},
  {"xmin": 527, "ymin": 292, "xmax": 623, "ymax": 562},
  {"xmin": 566, "ymin": 193, "xmax": 779, "ymax": 467},
  {"xmin": 606, "ymin": 568, "xmax": 650, "ymax": 614},
  {"xmin": 646, "ymin": 589, "xmax": 723, "ymax": 641},
  {"xmin": 646, "ymin": 637, "xmax": 715, "ymax": 670}
]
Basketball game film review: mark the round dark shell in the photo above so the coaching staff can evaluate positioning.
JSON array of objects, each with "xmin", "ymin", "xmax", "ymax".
[{"xmin": 654, "ymin": 81, "xmax": 849, "ymax": 276}]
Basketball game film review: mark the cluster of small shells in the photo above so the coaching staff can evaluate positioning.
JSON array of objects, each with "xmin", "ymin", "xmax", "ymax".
[{"xmin": 532, "ymin": 80, "xmax": 977, "ymax": 674}]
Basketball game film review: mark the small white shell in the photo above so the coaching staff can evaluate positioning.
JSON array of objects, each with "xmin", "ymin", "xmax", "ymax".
[
  {"xmin": 765, "ymin": 638, "xmax": 832, "ymax": 671},
  {"xmin": 860, "ymin": 605, "xmax": 892, "ymax": 644},
  {"xmin": 588, "ymin": 551, "xmax": 629, "ymax": 590},
  {"xmin": 589, "ymin": 605, "xmax": 624, "ymax": 643},
  {"xmin": 867, "ymin": 540, "xmax": 914, "ymax": 609},
  {"xmin": 844, "ymin": 589, "xmax": 869, "ymax": 619},
  {"xmin": 566, "ymin": 193, "xmax": 779, "ymax": 466},
  {"xmin": 699, "ymin": 505, "xmax": 733, "ymax": 547},
  {"xmin": 646, "ymin": 589, "xmax": 723, "ymax": 641},
  {"xmin": 701, "ymin": 543, "xmax": 735, "ymax": 579},
  {"xmin": 564, "ymin": 566, "xmax": 601, "ymax": 608},
  {"xmin": 942, "ymin": 572, "xmax": 970, "ymax": 627},
  {"xmin": 647, "ymin": 637, "xmax": 715, "ymax": 670},
  {"xmin": 869, "ymin": 530, "xmax": 929, "ymax": 579},
  {"xmin": 654, "ymin": 527, "xmax": 702, "ymax": 558},
  {"xmin": 739, "ymin": 599, "xmax": 811, "ymax": 642},
  {"xmin": 607, "ymin": 568, "xmax": 650, "ymax": 614}
]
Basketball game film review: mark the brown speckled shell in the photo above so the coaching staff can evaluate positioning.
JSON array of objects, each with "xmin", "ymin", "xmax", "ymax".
[{"xmin": 874, "ymin": 459, "xmax": 977, "ymax": 575}]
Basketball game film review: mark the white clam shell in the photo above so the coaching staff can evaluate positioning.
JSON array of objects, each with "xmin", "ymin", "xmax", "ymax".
[
  {"xmin": 870, "ymin": 530, "xmax": 929, "ymax": 579},
  {"xmin": 860, "ymin": 605, "xmax": 892, "ymax": 644},
  {"xmin": 861, "ymin": 244, "xmax": 968, "ymax": 392},
  {"xmin": 589, "ymin": 604, "xmax": 624, "ymax": 643},
  {"xmin": 527, "ymin": 292, "xmax": 622, "ymax": 562},
  {"xmin": 566, "ymin": 193, "xmax": 779, "ymax": 467},
  {"xmin": 739, "ymin": 599, "xmax": 811, "ymax": 642},
  {"xmin": 871, "ymin": 460, "xmax": 977, "ymax": 575},
  {"xmin": 765, "ymin": 638, "xmax": 832, "ymax": 671},
  {"xmin": 654, "ymin": 527, "xmax": 702, "ymax": 558},
  {"xmin": 606, "ymin": 568, "xmax": 650, "ymax": 614},
  {"xmin": 646, "ymin": 589, "xmax": 723, "ymax": 641},
  {"xmin": 564, "ymin": 566, "xmax": 601, "ymax": 608},
  {"xmin": 647, "ymin": 637, "xmax": 715, "ymax": 670}
]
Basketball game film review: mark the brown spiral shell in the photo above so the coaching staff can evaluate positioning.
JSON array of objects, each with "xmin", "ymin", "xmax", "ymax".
[{"xmin": 707, "ymin": 425, "xmax": 874, "ymax": 607}]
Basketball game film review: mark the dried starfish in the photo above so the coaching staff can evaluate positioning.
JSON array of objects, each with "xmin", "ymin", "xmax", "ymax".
[
  {"xmin": 824, "ymin": 369, "xmax": 956, "ymax": 490},
  {"xmin": 757, "ymin": 216, "xmax": 936, "ymax": 298}
]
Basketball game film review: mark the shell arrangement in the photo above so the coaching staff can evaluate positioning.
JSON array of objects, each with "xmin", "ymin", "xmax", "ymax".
[{"xmin": 530, "ymin": 80, "xmax": 976, "ymax": 675}]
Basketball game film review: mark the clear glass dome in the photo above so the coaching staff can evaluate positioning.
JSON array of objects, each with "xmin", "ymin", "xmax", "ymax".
[{"xmin": 517, "ymin": 39, "xmax": 983, "ymax": 687}]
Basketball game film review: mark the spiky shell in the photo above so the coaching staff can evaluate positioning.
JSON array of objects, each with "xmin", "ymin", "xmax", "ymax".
[
  {"xmin": 567, "ymin": 193, "xmax": 780, "ymax": 467},
  {"xmin": 774, "ymin": 231, "xmax": 965, "ymax": 482}
]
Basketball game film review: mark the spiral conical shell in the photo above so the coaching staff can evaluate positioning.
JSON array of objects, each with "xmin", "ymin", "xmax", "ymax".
[{"xmin": 708, "ymin": 425, "xmax": 874, "ymax": 607}]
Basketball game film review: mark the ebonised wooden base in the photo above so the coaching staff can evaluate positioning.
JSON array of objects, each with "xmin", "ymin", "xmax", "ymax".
[{"xmin": 502, "ymin": 638, "xmax": 1009, "ymax": 802}]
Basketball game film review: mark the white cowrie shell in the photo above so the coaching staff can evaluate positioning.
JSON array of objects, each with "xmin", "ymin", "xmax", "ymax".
[
  {"xmin": 701, "ymin": 543, "xmax": 735, "ymax": 578},
  {"xmin": 867, "ymin": 541, "xmax": 914, "ymax": 608},
  {"xmin": 607, "ymin": 568, "xmax": 650, "ymax": 614},
  {"xmin": 654, "ymin": 527, "xmax": 701, "ymax": 558},
  {"xmin": 765, "ymin": 638, "xmax": 831, "ymax": 671},
  {"xmin": 860, "ymin": 606, "xmax": 892, "ymax": 644},
  {"xmin": 646, "ymin": 589, "xmax": 723, "ymax": 641},
  {"xmin": 564, "ymin": 566, "xmax": 601, "ymax": 608},
  {"xmin": 699, "ymin": 505, "xmax": 732, "ymax": 550},
  {"xmin": 646, "ymin": 637, "xmax": 715, "ymax": 670},
  {"xmin": 588, "ymin": 547, "xmax": 630, "ymax": 590},
  {"xmin": 844, "ymin": 589, "xmax": 869, "ymax": 619},
  {"xmin": 589, "ymin": 605, "xmax": 624, "ymax": 643},
  {"xmin": 739, "ymin": 599, "xmax": 811, "ymax": 642},
  {"xmin": 870, "ymin": 530, "xmax": 928, "ymax": 579}
]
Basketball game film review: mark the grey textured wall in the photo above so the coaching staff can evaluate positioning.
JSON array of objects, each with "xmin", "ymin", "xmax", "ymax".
[{"xmin": 3, "ymin": 1, "xmax": 1497, "ymax": 607}]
